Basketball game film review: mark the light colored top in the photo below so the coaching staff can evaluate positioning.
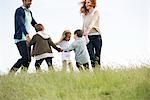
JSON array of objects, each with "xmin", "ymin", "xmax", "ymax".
[
  {"xmin": 82, "ymin": 8, "xmax": 101, "ymax": 36},
  {"xmin": 58, "ymin": 40, "xmax": 71, "ymax": 61},
  {"xmin": 64, "ymin": 37, "xmax": 89, "ymax": 64},
  {"xmin": 15, "ymin": 6, "xmax": 32, "ymax": 43},
  {"xmin": 34, "ymin": 53, "xmax": 53, "ymax": 60}
]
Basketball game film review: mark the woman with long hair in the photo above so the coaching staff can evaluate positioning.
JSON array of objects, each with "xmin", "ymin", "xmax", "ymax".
[{"xmin": 80, "ymin": 0, "xmax": 102, "ymax": 68}]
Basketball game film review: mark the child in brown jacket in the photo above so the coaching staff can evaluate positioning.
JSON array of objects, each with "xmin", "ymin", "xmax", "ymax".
[{"xmin": 29, "ymin": 23, "xmax": 62, "ymax": 70}]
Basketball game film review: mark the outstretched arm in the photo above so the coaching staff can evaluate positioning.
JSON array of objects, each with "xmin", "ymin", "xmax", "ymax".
[
  {"xmin": 48, "ymin": 38, "xmax": 63, "ymax": 52},
  {"xmin": 64, "ymin": 42, "xmax": 76, "ymax": 52}
]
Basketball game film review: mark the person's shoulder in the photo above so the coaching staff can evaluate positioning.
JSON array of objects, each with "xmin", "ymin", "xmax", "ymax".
[
  {"xmin": 16, "ymin": 6, "xmax": 23, "ymax": 10},
  {"xmin": 93, "ymin": 8, "xmax": 99, "ymax": 15},
  {"xmin": 32, "ymin": 34, "xmax": 42, "ymax": 39},
  {"xmin": 34, "ymin": 34, "xmax": 38, "ymax": 36},
  {"xmin": 31, "ymin": 34, "xmax": 37, "ymax": 39},
  {"xmin": 34, "ymin": 34, "xmax": 42, "ymax": 38},
  {"xmin": 16, "ymin": 7, "xmax": 24, "ymax": 13},
  {"xmin": 33, "ymin": 34, "xmax": 49, "ymax": 40}
]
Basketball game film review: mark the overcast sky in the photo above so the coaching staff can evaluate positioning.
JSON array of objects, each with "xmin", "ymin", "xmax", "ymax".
[{"xmin": 0, "ymin": 0, "xmax": 149, "ymax": 74}]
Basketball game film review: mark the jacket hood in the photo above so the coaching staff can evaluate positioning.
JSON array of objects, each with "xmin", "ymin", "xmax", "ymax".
[{"xmin": 37, "ymin": 31, "xmax": 50, "ymax": 39}]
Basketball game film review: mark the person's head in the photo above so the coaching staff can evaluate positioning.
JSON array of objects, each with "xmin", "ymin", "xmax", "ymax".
[
  {"xmin": 61, "ymin": 30, "xmax": 71, "ymax": 41},
  {"xmin": 22, "ymin": 0, "xmax": 32, "ymax": 9},
  {"xmin": 35, "ymin": 24, "xmax": 44, "ymax": 32},
  {"xmin": 74, "ymin": 29, "xmax": 83, "ymax": 39},
  {"xmin": 80, "ymin": 0, "xmax": 96, "ymax": 15}
]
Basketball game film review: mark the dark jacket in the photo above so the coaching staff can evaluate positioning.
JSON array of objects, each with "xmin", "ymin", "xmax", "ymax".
[
  {"xmin": 29, "ymin": 34, "xmax": 62, "ymax": 56},
  {"xmin": 14, "ymin": 7, "xmax": 37, "ymax": 39}
]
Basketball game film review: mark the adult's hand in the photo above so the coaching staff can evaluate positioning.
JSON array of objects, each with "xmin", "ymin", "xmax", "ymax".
[{"xmin": 26, "ymin": 34, "xmax": 31, "ymax": 43}]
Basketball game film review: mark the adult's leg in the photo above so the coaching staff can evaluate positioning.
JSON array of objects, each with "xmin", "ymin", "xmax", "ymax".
[
  {"xmin": 87, "ymin": 36, "xmax": 96, "ymax": 67},
  {"xmin": 93, "ymin": 35, "xmax": 102, "ymax": 65},
  {"xmin": 10, "ymin": 41, "xmax": 31, "ymax": 72}
]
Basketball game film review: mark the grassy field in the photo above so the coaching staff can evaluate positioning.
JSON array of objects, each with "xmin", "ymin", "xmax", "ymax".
[{"xmin": 0, "ymin": 66, "xmax": 150, "ymax": 100}]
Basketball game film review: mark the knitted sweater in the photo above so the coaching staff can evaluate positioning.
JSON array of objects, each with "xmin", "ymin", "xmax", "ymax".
[{"xmin": 82, "ymin": 8, "xmax": 101, "ymax": 36}]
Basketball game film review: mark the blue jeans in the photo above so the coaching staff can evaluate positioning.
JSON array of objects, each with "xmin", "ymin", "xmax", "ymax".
[
  {"xmin": 87, "ymin": 35, "xmax": 102, "ymax": 67},
  {"xmin": 10, "ymin": 41, "xmax": 31, "ymax": 72}
]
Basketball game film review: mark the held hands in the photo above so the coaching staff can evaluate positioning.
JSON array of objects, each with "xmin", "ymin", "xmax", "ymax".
[
  {"xmin": 84, "ymin": 35, "xmax": 90, "ymax": 44},
  {"xmin": 83, "ymin": 30, "xmax": 90, "ymax": 44},
  {"xmin": 60, "ymin": 48, "xmax": 63, "ymax": 52},
  {"xmin": 58, "ymin": 48, "xmax": 63, "ymax": 52},
  {"xmin": 83, "ymin": 32, "xmax": 88, "ymax": 36},
  {"xmin": 84, "ymin": 28, "xmax": 91, "ymax": 36},
  {"xmin": 26, "ymin": 34, "xmax": 31, "ymax": 43}
]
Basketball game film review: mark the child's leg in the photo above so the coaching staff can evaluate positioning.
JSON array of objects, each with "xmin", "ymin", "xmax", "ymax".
[
  {"xmin": 62, "ymin": 60, "xmax": 67, "ymax": 71},
  {"xmin": 45, "ymin": 57, "xmax": 53, "ymax": 70},
  {"xmin": 76, "ymin": 62, "xmax": 84, "ymax": 70},
  {"xmin": 83, "ymin": 63, "xmax": 89, "ymax": 70},
  {"xmin": 35, "ymin": 58, "xmax": 44, "ymax": 70},
  {"xmin": 68, "ymin": 61, "xmax": 73, "ymax": 72}
]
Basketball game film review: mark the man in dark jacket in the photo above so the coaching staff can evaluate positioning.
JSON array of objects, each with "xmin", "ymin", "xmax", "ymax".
[{"xmin": 10, "ymin": 0, "xmax": 37, "ymax": 73}]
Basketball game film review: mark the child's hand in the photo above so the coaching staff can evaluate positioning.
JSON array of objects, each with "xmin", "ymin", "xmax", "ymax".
[
  {"xmin": 60, "ymin": 49, "xmax": 63, "ymax": 52},
  {"xmin": 59, "ymin": 48, "xmax": 63, "ymax": 52}
]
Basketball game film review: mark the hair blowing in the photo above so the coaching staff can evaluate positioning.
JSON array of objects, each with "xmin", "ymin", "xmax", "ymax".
[{"xmin": 80, "ymin": 0, "xmax": 96, "ymax": 15}]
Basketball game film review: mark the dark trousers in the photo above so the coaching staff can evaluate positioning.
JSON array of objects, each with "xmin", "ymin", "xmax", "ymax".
[
  {"xmin": 87, "ymin": 35, "xmax": 102, "ymax": 67},
  {"xmin": 35, "ymin": 57, "xmax": 53, "ymax": 70},
  {"xmin": 76, "ymin": 62, "xmax": 89, "ymax": 70},
  {"xmin": 10, "ymin": 41, "xmax": 31, "ymax": 72}
]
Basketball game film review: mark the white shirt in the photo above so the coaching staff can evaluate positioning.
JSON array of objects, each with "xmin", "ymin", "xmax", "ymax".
[{"xmin": 58, "ymin": 40, "xmax": 71, "ymax": 61}]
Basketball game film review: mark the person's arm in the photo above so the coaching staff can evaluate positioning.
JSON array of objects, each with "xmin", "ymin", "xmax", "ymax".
[
  {"xmin": 84, "ymin": 10, "xmax": 99, "ymax": 35},
  {"xmin": 55, "ymin": 41, "xmax": 60, "ymax": 45},
  {"xmin": 30, "ymin": 11, "xmax": 37, "ymax": 27},
  {"xmin": 26, "ymin": 34, "xmax": 31, "ymax": 43},
  {"xmin": 29, "ymin": 35, "xmax": 36, "ymax": 47},
  {"xmin": 48, "ymin": 37, "xmax": 63, "ymax": 52},
  {"xmin": 15, "ymin": 8, "xmax": 28, "ymax": 36},
  {"xmin": 64, "ymin": 42, "xmax": 76, "ymax": 52}
]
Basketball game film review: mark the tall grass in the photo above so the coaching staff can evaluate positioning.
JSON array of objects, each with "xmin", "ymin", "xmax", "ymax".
[{"xmin": 0, "ymin": 66, "xmax": 150, "ymax": 100}]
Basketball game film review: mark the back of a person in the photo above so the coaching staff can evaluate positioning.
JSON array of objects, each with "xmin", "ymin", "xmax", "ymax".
[
  {"xmin": 31, "ymin": 34, "xmax": 51, "ymax": 56},
  {"xmin": 63, "ymin": 29, "xmax": 92, "ymax": 71},
  {"xmin": 29, "ymin": 23, "xmax": 62, "ymax": 71},
  {"xmin": 74, "ymin": 38, "xmax": 89, "ymax": 64}
]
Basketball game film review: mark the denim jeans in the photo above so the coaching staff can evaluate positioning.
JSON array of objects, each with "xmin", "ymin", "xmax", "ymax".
[
  {"xmin": 10, "ymin": 41, "xmax": 31, "ymax": 72},
  {"xmin": 87, "ymin": 35, "xmax": 102, "ymax": 67}
]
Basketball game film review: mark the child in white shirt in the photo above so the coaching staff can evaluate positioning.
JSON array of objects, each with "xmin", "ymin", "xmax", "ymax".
[{"xmin": 56, "ymin": 30, "xmax": 73, "ymax": 72}]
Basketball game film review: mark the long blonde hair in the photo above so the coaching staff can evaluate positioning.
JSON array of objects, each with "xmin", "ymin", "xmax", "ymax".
[{"xmin": 56, "ymin": 30, "xmax": 71, "ymax": 44}]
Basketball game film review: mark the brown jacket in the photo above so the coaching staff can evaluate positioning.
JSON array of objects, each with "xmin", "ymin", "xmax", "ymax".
[{"xmin": 29, "ymin": 34, "xmax": 61, "ymax": 56}]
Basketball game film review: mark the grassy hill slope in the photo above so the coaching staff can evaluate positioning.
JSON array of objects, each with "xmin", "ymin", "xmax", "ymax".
[{"xmin": 0, "ymin": 67, "xmax": 150, "ymax": 100}]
